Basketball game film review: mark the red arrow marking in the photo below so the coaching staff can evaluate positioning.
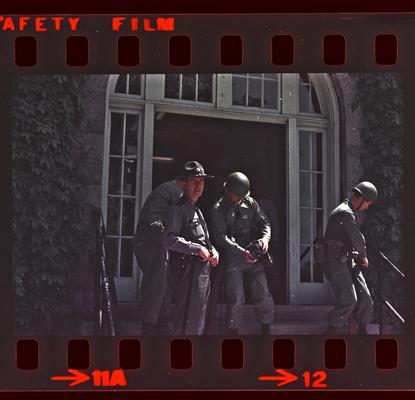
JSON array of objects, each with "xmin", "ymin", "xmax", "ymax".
[
  {"xmin": 258, "ymin": 369, "xmax": 298, "ymax": 387},
  {"xmin": 51, "ymin": 369, "xmax": 90, "ymax": 387}
]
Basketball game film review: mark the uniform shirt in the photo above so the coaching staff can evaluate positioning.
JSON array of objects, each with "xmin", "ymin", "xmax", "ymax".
[
  {"xmin": 210, "ymin": 195, "xmax": 271, "ymax": 256},
  {"xmin": 137, "ymin": 180, "xmax": 183, "ymax": 226},
  {"xmin": 163, "ymin": 195, "xmax": 212, "ymax": 256},
  {"xmin": 324, "ymin": 198, "xmax": 367, "ymax": 257}
]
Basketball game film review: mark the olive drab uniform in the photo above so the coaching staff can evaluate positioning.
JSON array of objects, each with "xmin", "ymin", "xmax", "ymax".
[
  {"xmin": 210, "ymin": 195, "xmax": 274, "ymax": 331},
  {"xmin": 133, "ymin": 181, "xmax": 183, "ymax": 331},
  {"xmin": 323, "ymin": 199, "xmax": 373, "ymax": 333},
  {"xmin": 163, "ymin": 195, "xmax": 216, "ymax": 335}
]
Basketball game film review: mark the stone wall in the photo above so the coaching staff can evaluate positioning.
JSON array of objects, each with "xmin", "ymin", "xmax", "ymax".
[
  {"xmin": 331, "ymin": 73, "xmax": 365, "ymax": 198},
  {"xmin": 70, "ymin": 74, "xmax": 109, "ymax": 321}
]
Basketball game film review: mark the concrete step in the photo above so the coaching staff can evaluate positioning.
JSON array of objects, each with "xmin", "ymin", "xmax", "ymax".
[
  {"xmin": 89, "ymin": 303, "xmax": 380, "ymax": 336},
  {"xmin": 104, "ymin": 321, "xmax": 380, "ymax": 336},
  {"xmin": 118, "ymin": 303, "xmax": 334, "ymax": 322}
]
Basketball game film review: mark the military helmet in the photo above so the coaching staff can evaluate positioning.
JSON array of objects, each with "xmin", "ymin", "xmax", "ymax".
[
  {"xmin": 353, "ymin": 181, "xmax": 378, "ymax": 203},
  {"xmin": 224, "ymin": 172, "xmax": 250, "ymax": 197}
]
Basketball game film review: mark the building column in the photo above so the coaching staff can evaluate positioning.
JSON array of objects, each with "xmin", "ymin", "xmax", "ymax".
[{"xmin": 287, "ymin": 117, "xmax": 300, "ymax": 304}]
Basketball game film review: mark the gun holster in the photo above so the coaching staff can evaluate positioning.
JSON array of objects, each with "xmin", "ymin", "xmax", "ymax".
[{"xmin": 325, "ymin": 239, "xmax": 346, "ymax": 260}]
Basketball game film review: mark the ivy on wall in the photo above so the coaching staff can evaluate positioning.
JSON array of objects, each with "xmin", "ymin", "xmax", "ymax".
[
  {"xmin": 351, "ymin": 73, "xmax": 404, "ymax": 327},
  {"xmin": 12, "ymin": 75, "xmax": 87, "ymax": 334}
]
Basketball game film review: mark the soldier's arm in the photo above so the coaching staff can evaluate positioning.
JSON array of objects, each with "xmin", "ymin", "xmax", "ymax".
[
  {"xmin": 209, "ymin": 206, "xmax": 246, "ymax": 256},
  {"xmin": 253, "ymin": 200, "xmax": 271, "ymax": 245},
  {"xmin": 162, "ymin": 205, "xmax": 202, "ymax": 256},
  {"xmin": 341, "ymin": 212, "xmax": 367, "ymax": 257}
]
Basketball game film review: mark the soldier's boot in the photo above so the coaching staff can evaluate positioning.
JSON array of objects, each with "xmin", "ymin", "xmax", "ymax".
[
  {"xmin": 228, "ymin": 327, "xmax": 239, "ymax": 336},
  {"xmin": 357, "ymin": 323, "xmax": 369, "ymax": 335},
  {"xmin": 142, "ymin": 321, "xmax": 157, "ymax": 335},
  {"xmin": 157, "ymin": 321, "xmax": 172, "ymax": 335},
  {"xmin": 261, "ymin": 323, "xmax": 271, "ymax": 335},
  {"xmin": 324, "ymin": 325, "xmax": 347, "ymax": 335}
]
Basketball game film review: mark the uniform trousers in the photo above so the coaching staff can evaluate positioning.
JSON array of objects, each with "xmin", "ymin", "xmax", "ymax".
[{"xmin": 323, "ymin": 258, "xmax": 373, "ymax": 330}]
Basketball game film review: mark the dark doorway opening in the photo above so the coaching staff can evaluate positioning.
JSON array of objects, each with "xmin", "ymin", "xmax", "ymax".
[{"xmin": 153, "ymin": 113, "xmax": 287, "ymax": 304}]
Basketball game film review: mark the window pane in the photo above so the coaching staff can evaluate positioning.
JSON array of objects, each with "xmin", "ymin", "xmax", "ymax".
[
  {"xmin": 182, "ymin": 74, "xmax": 196, "ymax": 101},
  {"xmin": 312, "ymin": 174, "xmax": 323, "ymax": 208},
  {"xmin": 197, "ymin": 74, "xmax": 213, "ymax": 103},
  {"xmin": 123, "ymin": 159, "xmax": 137, "ymax": 196},
  {"xmin": 299, "ymin": 132, "xmax": 311, "ymax": 170},
  {"xmin": 313, "ymin": 209, "xmax": 324, "ymax": 239},
  {"xmin": 311, "ymin": 86, "xmax": 322, "ymax": 114},
  {"xmin": 264, "ymin": 73, "xmax": 278, "ymax": 81},
  {"xmin": 300, "ymin": 208, "xmax": 311, "ymax": 244},
  {"xmin": 300, "ymin": 245, "xmax": 312, "ymax": 282},
  {"xmin": 108, "ymin": 157, "xmax": 122, "ymax": 195},
  {"xmin": 248, "ymin": 77, "xmax": 261, "ymax": 107},
  {"xmin": 106, "ymin": 238, "xmax": 119, "ymax": 277},
  {"xmin": 232, "ymin": 76, "xmax": 247, "ymax": 106},
  {"xmin": 125, "ymin": 114, "xmax": 138, "ymax": 156},
  {"xmin": 313, "ymin": 260, "xmax": 324, "ymax": 283},
  {"xmin": 107, "ymin": 197, "xmax": 121, "ymax": 235},
  {"xmin": 300, "ymin": 173, "xmax": 311, "ymax": 207},
  {"xmin": 129, "ymin": 74, "xmax": 142, "ymax": 95},
  {"xmin": 110, "ymin": 113, "xmax": 124, "ymax": 156},
  {"xmin": 165, "ymin": 74, "xmax": 180, "ymax": 99},
  {"xmin": 115, "ymin": 74, "xmax": 127, "ymax": 94},
  {"xmin": 299, "ymin": 83, "xmax": 310, "ymax": 113},
  {"xmin": 120, "ymin": 238, "xmax": 134, "ymax": 277},
  {"xmin": 311, "ymin": 132, "xmax": 323, "ymax": 171},
  {"xmin": 263, "ymin": 79, "xmax": 278, "ymax": 110},
  {"xmin": 122, "ymin": 198, "xmax": 136, "ymax": 236}
]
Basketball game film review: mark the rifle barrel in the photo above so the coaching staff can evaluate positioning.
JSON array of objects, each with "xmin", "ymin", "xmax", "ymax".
[{"xmin": 379, "ymin": 251, "xmax": 405, "ymax": 279}]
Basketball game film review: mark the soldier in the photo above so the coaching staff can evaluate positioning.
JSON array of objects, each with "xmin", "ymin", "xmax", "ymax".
[
  {"xmin": 163, "ymin": 161, "xmax": 219, "ymax": 335},
  {"xmin": 322, "ymin": 181, "xmax": 378, "ymax": 335},
  {"xmin": 210, "ymin": 172, "xmax": 274, "ymax": 335},
  {"xmin": 133, "ymin": 175, "xmax": 185, "ymax": 335}
]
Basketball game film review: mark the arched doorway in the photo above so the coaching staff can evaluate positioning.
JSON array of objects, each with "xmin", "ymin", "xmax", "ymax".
[{"xmin": 102, "ymin": 73, "xmax": 340, "ymax": 304}]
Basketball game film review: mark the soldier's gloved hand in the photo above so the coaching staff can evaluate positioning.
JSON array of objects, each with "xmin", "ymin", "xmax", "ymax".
[
  {"xmin": 198, "ymin": 247, "xmax": 211, "ymax": 262},
  {"xmin": 208, "ymin": 248, "xmax": 220, "ymax": 267},
  {"xmin": 243, "ymin": 250, "xmax": 257, "ymax": 264},
  {"xmin": 258, "ymin": 239, "xmax": 269, "ymax": 254},
  {"xmin": 360, "ymin": 256, "xmax": 369, "ymax": 268}
]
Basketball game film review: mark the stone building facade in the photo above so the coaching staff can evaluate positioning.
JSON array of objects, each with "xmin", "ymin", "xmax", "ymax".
[{"xmin": 69, "ymin": 72, "xmax": 372, "ymax": 323}]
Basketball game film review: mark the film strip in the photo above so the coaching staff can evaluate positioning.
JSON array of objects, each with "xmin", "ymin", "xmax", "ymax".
[{"xmin": 0, "ymin": 13, "xmax": 413, "ymax": 392}]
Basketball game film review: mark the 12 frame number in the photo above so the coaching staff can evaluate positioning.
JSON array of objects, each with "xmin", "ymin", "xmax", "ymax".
[{"xmin": 302, "ymin": 371, "xmax": 328, "ymax": 388}]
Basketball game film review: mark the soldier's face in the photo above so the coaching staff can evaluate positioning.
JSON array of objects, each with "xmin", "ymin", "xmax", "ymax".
[
  {"xmin": 226, "ymin": 192, "xmax": 243, "ymax": 204},
  {"xmin": 184, "ymin": 177, "xmax": 205, "ymax": 203},
  {"xmin": 360, "ymin": 200, "xmax": 373, "ymax": 211}
]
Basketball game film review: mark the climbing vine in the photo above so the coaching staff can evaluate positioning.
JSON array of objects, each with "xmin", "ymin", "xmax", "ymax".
[
  {"xmin": 351, "ymin": 73, "xmax": 404, "ymax": 328},
  {"xmin": 12, "ymin": 75, "xmax": 87, "ymax": 334}
]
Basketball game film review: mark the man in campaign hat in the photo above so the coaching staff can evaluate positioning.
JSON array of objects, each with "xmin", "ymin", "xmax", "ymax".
[
  {"xmin": 133, "ymin": 166, "xmax": 187, "ymax": 335},
  {"xmin": 163, "ymin": 161, "xmax": 219, "ymax": 335}
]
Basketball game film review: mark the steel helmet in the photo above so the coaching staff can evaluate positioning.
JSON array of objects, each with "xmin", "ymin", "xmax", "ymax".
[
  {"xmin": 224, "ymin": 172, "xmax": 250, "ymax": 197},
  {"xmin": 353, "ymin": 181, "xmax": 378, "ymax": 203}
]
